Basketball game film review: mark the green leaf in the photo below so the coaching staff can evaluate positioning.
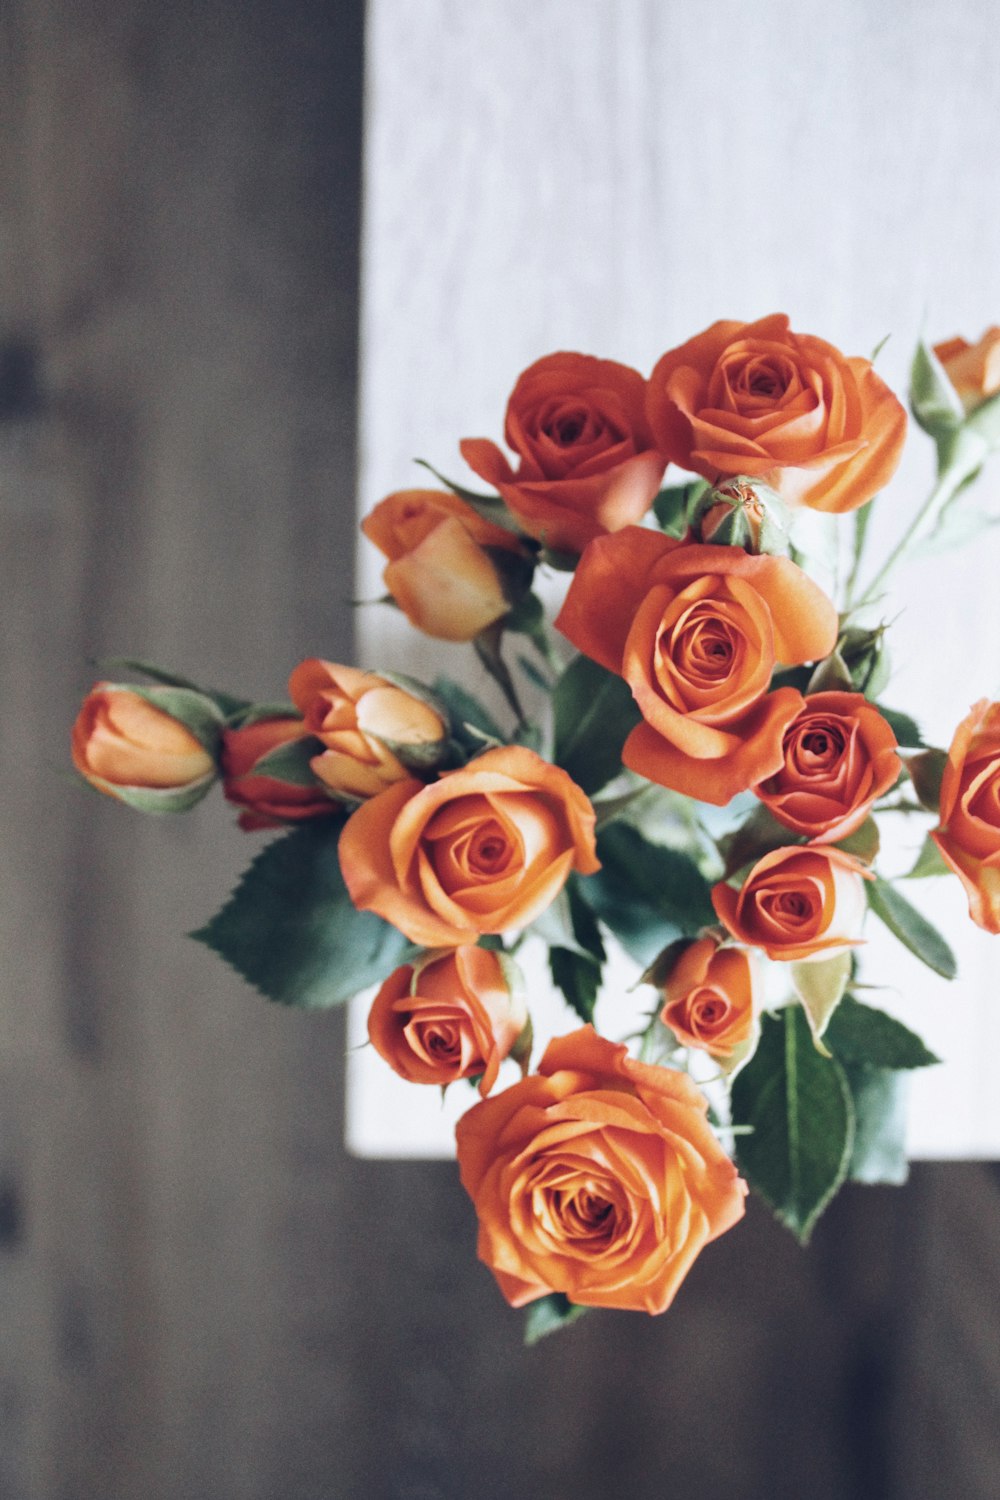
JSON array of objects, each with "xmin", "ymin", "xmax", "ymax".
[
  {"xmin": 191, "ymin": 821, "xmax": 420, "ymax": 1007},
  {"xmin": 906, "ymin": 833, "xmax": 951, "ymax": 879},
  {"xmin": 875, "ymin": 706, "xmax": 925, "ymax": 748},
  {"xmin": 96, "ymin": 656, "xmax": 205, "ymax": 691},
  {"xmin": 652, "ymin": 480, "xmax": 706, "ymax": 537},
  {"xmin": 524, "ymin": 1293, "xmax": 589, "ymax": 1345},
  {"xmin": 414, "ymin": 458, "xmax": 527, "ymax": 537},
  {"xmin": 552, "ymin": 655, "xmax": 641, "ymax": 795},
  {"xmin": 910, "ymin": 338, "xmax": 965, "ymax": 439},
  {"xmin": 720, "ymin": 803, "xmax": 802, "ymax": 878},
  {"xmin": 549, "ymin": 947, "xmax": 601, "ymax": 1024},
  {"xmin": 867, "ymin": 877, "xmax": 957, "ymax": 980},
  {"xmin": 834, "ymin": 816, "xmax": 879, "ymax": 865},
  {"xmin": 431, "ymin": 676, "xmax": 505, "ymax": 750},
  {"xmin": 249, "ymin": 735, "xmax": 326, "ymax": 786},
  {"xmin": 905, "ymin": 748, "xmax": 947, "ymax": 812},
  {"xmin": 731, "ymin": 1007, "xmax": 854, "ymax": 1243},
  {"xmin": 227, "ymin": 701, "xmax": 300, "ymax": 728},
  {"xmin": 806, "ymin": 649, "xmax": 854, "ymax": 694},
  {"xmin": 790, "ymin": 951, "xmax": 852, "ymax": 1051},
  {"xmin": 85, "ymin": 768, "xmax": 217, "ymax": 814},
  {"xmin": 842, "ymin": 1066, "xmax": 909, "ymax": 1185},
  {"xmin": 578, "ymin": 824, "xmax": 714, "ymax": 967},
  {"xmin": 824, "ymin": 994, "xmax": 940, "ymax": 1069}
]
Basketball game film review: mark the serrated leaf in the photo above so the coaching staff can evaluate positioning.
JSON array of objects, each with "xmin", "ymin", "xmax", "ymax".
[
  {"xmin": 249, "ymin": 735, "xmax": 326, "ymax": 786},
  {"xmin": 553, "ymin": 655, "xmax": 641, "ymax": 795},
  {"xmin": 842, "ymin": 1066, "xmax": 910, "ymax": 1185},
  {"xmin": 867, "ymin": 877, "xmax": 956, "ymax": 980},
  {"xmin": 524, "ymin": 1293, "xmax": 589, "ymax": 1345},
  {"xmin": 905, "ymin": 748, "xmax": 947, "ymax": 812},
  {"xmin": 906, "ymin": 833, "xmax": 951, "ymax": 879},
  {"xmin": 577, "ymin": 824, "xmax": 714, "ymax": 967},
  {"xmin": 824, "ymin": 994, "xmax": 940, "ymax": 1069},
  {"xmin": 875, "ymin": 706, "xmax": 925, "ymax": 748},
  {"xmin": 191, "ymin": 821, "xmax": 420, "ymax": 1007},
  {"xmin": 791, "ymin": 951, "xmax": 852, "ymax": 1051},
  {"xmin": 731, "ymin": 1007, "xmax": 854, "ymax": 1243}
]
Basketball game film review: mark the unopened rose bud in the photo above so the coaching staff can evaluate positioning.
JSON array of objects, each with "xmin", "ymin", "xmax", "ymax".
[
  {"xmin": 693, "ymin": 478, "xmax": 786, "ymax": 554},
  {"xmin": 934, "ymin": 328, "xmax": 1000, "ymax": 414},
  {"xmin": 71, "ymin": 682, "xmax": 219, "ymax": 812}
]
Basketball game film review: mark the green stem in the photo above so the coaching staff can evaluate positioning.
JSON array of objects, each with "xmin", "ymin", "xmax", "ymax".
[{"xmin": 855, "ymin": 446, "xmax": 981, "ymax": 607}]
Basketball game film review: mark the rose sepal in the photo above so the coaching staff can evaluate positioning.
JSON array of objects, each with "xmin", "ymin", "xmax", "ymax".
[
  {"xmin": 80, "ymin": 766, "xmax": 218, "ymax": 815},
  {"xmin": 101, "ymin": 681, "xmax": 225, "ymax": 757}
]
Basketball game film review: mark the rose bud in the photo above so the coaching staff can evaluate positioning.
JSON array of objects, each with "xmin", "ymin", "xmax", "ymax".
[
  {"xmin": 339, "ymin": 746, "xmax": 599, "ymax": 948},
  {"xmin": 646, "ymin": 314, "xmax": 907, "ymax": 513},
  {"xmin": 555, "ymin": 527, "xmax": 838, "ymax": 805},
  {"xmin": 288, "ymin": 658, "xmax": 447, "ymax": 800},
  {"xmin": 754, "ymin": 692, "xmax": 901, "ymax": 844},
  {"xmin": 362, "ymin": 489, "xmax": 530, "ymax": 642},
  {"xmin": 934, "ymin": 329, "xmax": 1000, "ymax": 413},
  {"xmin": 456, "ymin": 1026, "xmax": 747, "ymax": 1314},
  {"xmin": 659, "ymin": 936, "xmax": 759, "ymax": 1058},
  {"xmin": 460, "ymin": 352, "xmax": 665, "ymax": 554},
  {"xmin": 712, "ymin": 845, "xmax": 870, "ymax": 962},
  {"xmin": 932, "ymin": 699, "xmax": 1000, "ymax": 933},
  {"xmin": 71, "ymin": 682, "xmax": 218, "ymax": 812},
  {"xmin": 368, "ymin": 946, "xmax": 527, "ymax": 1097},
  {"xmin": 692, "ymin": 478, "xmax": 786, "ymax": 555},
  {"xmin": 221, "ymin": 716, "xmax": 339, "ymax": 832}
]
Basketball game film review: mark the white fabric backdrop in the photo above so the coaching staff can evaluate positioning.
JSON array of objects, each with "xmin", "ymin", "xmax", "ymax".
[{"xmin": 349, "ymin": 0, "xmax": 1000, "ymax": 1157}]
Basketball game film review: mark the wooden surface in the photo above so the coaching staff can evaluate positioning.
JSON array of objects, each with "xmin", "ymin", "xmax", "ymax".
[{"xmin": 2, "ymin": 1, "xmax": 1000, "ymax": 1496}]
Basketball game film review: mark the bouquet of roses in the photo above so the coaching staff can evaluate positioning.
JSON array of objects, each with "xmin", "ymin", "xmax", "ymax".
[{"xmin": 71, "ymin": 314, "xmax": 1000, "ymax": 1341}]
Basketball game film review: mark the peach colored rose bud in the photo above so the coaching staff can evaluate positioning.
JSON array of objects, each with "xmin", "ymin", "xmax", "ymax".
[
  {"xmin": 932, "ymin": 699, "xmax": 1000, "ymax": 933},
  {"xmin": 659, "ymin": 935, "xmax": 758, "ymax": 1057},
  {"xmin": 288, "ymin": 658, "xmax": 447, "ymax": 801},
  {"xmin": 362, "ymin": 489, "xmax": 530, "ymax": 641},
  {"xmin": 368, "ymin": 946, "xmax": 527, "ymax": 1096},
  {"xmin": 711, "ymin": 845, "xmax": 871, "ymax": 962},
  {"xmin": 221, "ymin": 716, "xmax": 339, "ymax": 832},
  {"xmin": 693, "ymin": 478, "xmax": 785, "ymax": 555},
  {"xmin": 456, "ymin": 1026, "xmax": 747, "ymax": 1314},
  {"xmin": 71, "ymin": 683, "xmax": 218, "ymax": 812},
  {"xmin": 934, "ymin": 329, "xmax": 1000, "ymax": 413}
]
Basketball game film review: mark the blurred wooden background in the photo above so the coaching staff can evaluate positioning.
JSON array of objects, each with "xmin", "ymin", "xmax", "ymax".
[{"xmin": 3, "ymin": 1, "xmax": 1000, "ymax": 1496}]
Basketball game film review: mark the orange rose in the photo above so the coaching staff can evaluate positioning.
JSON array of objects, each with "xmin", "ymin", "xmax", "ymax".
[
  {"xmin": 932, "ymin": 699, "xmax": 1000, "ymax": 933},
  {"xmin": 362, "ymin": 489, "xmax": 528, "ymax": 641},
  {"xmin": 659, "ymin": 936, "xmax": 758, "ymax": 1057},
  {"xmin": 712, "ymin": 845, "xmax": 870, "ymax": 962},
  {"xmin": 934, "ymin": 328, "xmax": 1000, "ymax": 412},
  {"xmin": 338, "ymin": 746, "xmax": 599, "ymax": 947},
  {"xmin": 71, "ymin": 683, "xmax": 216, "ymax": 809},
  {"xmin": 754, "ymin": 692, "xmax": 901, "ymax": 843},
  {"xmin": 368, "ymin": 946, "xmax": 527, "ymax": 1096},
  {"xmin": 555, "ymin": 528, "xmax": 838, "ymax": 804},
  {"xmin": 455, "ymin": 1026, "xmax": 747, "ymax": 1314},
  {"xmin": 288, "ymin": 658, "xmax": 446, "ymax": 800},
  {"xmin": 646, "ymin": 314, "xmax": 906, "ymax": 513},
  {"xmin": 221, "ymin": 716, "xmax": 338, "ymax": 831},
  {"xmin": 460, "ymin": 353, "xmax": 665, "ymax": 553}
]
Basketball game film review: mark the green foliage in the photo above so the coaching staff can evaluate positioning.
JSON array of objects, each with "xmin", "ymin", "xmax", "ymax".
[
  {"xmin": 731, "ymin": 1007, "xmax": 853, "ymax": 1243},
  {"xmin": 867, "ymin": 877, "xmax": 957, "ymax": 980},
  {"xmin": 841, "ymin": 1067, "xmax": 910, "ymax": 1185},
  {"xmin": 250, "ymin": 735, "xmax": 327, "ymax": 786},
  {"xmin": 524, "ymin": 1293, "xmax": 589, "ymax": 1345},
  {"xmin": 431, "ymin": 676, "xmax": 505, "ymax": 755},
  {"xmin": 578, "ymin": 824, "xmax": 714, "ymax": 967},
  {"xmin": 875, "ymin": 706, "xmax": 925, "ymax": 748},
  {"xmin": 652, "ymin": 480, "xmax": 706, "ymax": 536},
  {"xmin": 552, "ymin": 655, "xmax": 641, "ymax": 795},
  {"xmin": 191, "ymin": 822, "xmax": 420, "ymax": 1007},
  {"xmin": 719, "ymin": 803, "xmax": 802, "ymax": 879},
  {"xmin": 544, "ymin": 878, "xmax": 607, "ymax": 1023},
  {"xmin": 906, "ymin": 834, "xmax": 951, "ymax": 879},
  {"xmin": 906, "ymin": 748, "xmax": 948, "ymax": 812},
  {"xmin": 834, "ymin": 817, "xmax": 879, "ymax": 865},
  {"xmin": 910, "ymin": 338, "xmax": 965, "ymax": 440},
  {"xmin": 414, "ymin": 457, "xmax": 525, "ymax": 536},
  {"xmin": 824, "ymin": 995, "xmax": 940, "ymax": 1070},
  {"xmin": 790, "ymin": 951, "xmax": 852, "ymax": 1050}
]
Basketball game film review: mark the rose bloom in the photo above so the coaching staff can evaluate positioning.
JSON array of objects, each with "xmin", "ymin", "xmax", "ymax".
[
  {"xmin": 659, "ymin": 936, "xmax": 758, "ymax": 1057},
  {"xmin": 932, "ymin": 699, "xmax": 1000, "ymax": 933},
  {"xmin": 754, "ymin": 691, "xmax": 901, "ymax": 843},
  {"xmin": 555, "ymin": 528, "xmax": 838, "ymax": 804},
  {"xmin": 934, "ymin": 328, "xmax": 1000, "ymax": 412},
  {"xmin": 362, "ymin": 489, "xmax": 527, "ymax": 642},
  {"xmin": 455, "ymin": 1026, "xmax": 747, "ymax": 1314},
  {"xmin": 646, "ymin": 314, "xmax": 907, "ymax": 514},
  {"xmin": 460, "ymin": 352, "xmax": 665, "ymax": 553},
  {"xmin": 221, "ymin": 716, "xmax": 338, "ymax": 832},
  {"xmin": 72, "ymin": 684, "xmax": 214, "ymax": 797},
  {"xmin": 339, "ymin": 746, "xmax": 599, "ymax": 947},
  {"xmin": 712, "ymin": 845, "xmax": 870, "ymax": 962},
  {"xmin": 288, "ymin": 658, "xmax": 446, "ymax": 800},
  {"xmin": 368, "ymin": 946, "xmax": 526, "ymax": 1097}
]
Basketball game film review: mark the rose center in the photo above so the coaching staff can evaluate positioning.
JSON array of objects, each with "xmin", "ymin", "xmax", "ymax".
[
  {"xmin": 470, "ymin": 827, "xmax": 511, "ymax": 873},
  {"xmin": 691, "ymin": 990, "xmax": 730, "ymax": 1028}
]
